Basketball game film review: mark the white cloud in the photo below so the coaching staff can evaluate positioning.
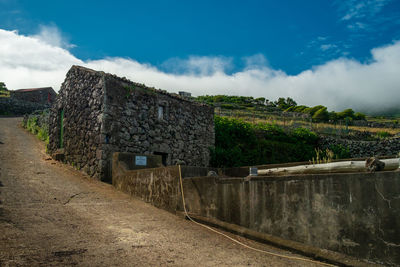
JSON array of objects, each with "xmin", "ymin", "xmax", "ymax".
[
  {"xmin": 339, "ymin": 0, "xmax": 389, "ymax": 21},
  {"xmin": 1, "ymin": 28, "xmax": 400, "ymax": 114},
  {"xmin": 160, "ymin": 56, "xmax": 233, "ymax": 75},
  {"xmin": 33, "ymin": 24, "xmax": 76, "ymax": 49},
  {"xmin": 320, "ymin": 44, "xmax": 338, "ymax": 51},
  {"xmin": 242, "ymin": 54, "xmax": 269, "ymax": 69}
]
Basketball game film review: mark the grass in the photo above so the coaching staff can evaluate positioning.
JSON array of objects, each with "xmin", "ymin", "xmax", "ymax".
[
  {"xmin": 0, "ymin": 90, "xmax": 10, "ymax": 97},
  {"xmin": 219, "ymin": 108, "xmax": 400, "ymax": 137},
  {"xmin": 24, "ymin": 113, "xmax": 50, "ymax": 149}
]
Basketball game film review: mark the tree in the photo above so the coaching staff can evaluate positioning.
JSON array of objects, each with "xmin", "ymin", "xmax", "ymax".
[
  {"xmin": 0, "ymin": 82, "xmax": 7, "ymax": 91},
  {"xmin": 354, "ymin": 112, "xmax": 366, "ymax": 120},
  {"xmin": 285, "ymin": 97, "xmax": 297, "ymax": 107},
  {"xmin": 304, "ymin": 105, "xmax": 325, "ymax": 116},
  {"xmin": 255, "ymin": 97, "xmax": 266, "ymax": 105},
  {"xmin": 275, "ymin": 97, "xmax": 297, "ymax": 110},
  {"xmin": 337, "ymin": 108, "xmax": 355, "ymax": 120},
  {"xmin": 294, "ymin": 105, "xmax": 308, "ymax": 112},
  {"xmin": 312, "ymin": 107, "xmax": 329, "ymax": 122},
  {"xmin": 328, "ymin": 111, "xmax": 338, "ymax": 122}
]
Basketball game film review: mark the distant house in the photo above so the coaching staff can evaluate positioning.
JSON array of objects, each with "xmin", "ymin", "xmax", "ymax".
[
  {"xmin": 48, "ymin": 66, "xmax": 215, "ymax": 182},
  {"xmin": 11, "ymin": 87, "xmax": 57, "ymax": 105}
]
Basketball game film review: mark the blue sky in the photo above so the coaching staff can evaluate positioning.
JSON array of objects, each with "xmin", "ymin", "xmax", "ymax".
[
  {"xmin": 2, "ymin": 0, "xmax": 400, "ymax": 74},
  {"xmin": 1, "ymin": 0, "xmax": 400, "ymax": 113}
]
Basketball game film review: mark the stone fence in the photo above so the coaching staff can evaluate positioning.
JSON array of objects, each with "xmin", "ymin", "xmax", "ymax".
[
  {"xmin": 0, "ymin": 97, "xmax": 50, "ymax": 115},
  {"xmin": 319, "ymin": 136, "xmax": 400, "ymax": 158},
  {"xmin": 352, "ymin": 119, "xmax": 400, "ymax": 129},
  {"xmin": 112, "ymin": 152, "xmax": 400, "ymax": 266}
]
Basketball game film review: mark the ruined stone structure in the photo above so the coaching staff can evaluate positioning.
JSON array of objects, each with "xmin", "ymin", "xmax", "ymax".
[
  {"xmin": 11, "ymin": 87, "xmax": 57, "ymax": 105},
  {"xmin": 48, "ymin": 65, "xmax": 214, "ymax": 181}
]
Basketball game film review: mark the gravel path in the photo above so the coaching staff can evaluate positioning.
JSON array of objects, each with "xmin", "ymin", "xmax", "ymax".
[{"xmin": 0, "ymin": 117, "xmax": 322, "ymax": 266}]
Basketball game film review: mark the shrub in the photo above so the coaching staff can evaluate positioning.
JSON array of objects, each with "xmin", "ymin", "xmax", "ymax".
[
  {"xmin": 328, "ymin": 144, "xmax": 351, "ymax": 159},
  {"xmin": 376, "ymin": 131, "xmax": 392, "ymax": 139},
  {"xmin": 312, "ymin": 107, "xmax": 329, "ymax": 122},
  {"xmin": 336, "ymin": 108, "xmax": 355, "ymax": 120},
  {"xmin": 353, "ymin": 112, "xmax": 366, "ymax": 120},
  {"xmin": 23, "ymin": 111, "xmax": 50, "ymax": 145},
  {"xmin": 211, "ymin": 116, "xmax": 318, "ymax": 167},
  {"xmin": 304, "ymin": 105, "xmax": 326, "ymax": 116}
]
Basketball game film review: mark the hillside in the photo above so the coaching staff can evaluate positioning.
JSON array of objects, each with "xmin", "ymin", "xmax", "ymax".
[{"xmin": 194, "ymin": 95, "xmax": 400, "ymax": 140}]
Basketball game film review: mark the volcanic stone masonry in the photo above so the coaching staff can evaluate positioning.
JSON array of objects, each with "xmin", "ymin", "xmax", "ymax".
[
  {"xmin": 11, "ymin": 87, "xmax": 57, "ymax": 105},
  {"xmin": 48, "ymin": 65, "xmax": 215, "ymax": 182}
]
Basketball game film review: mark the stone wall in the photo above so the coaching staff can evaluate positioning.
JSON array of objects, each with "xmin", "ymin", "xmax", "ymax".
[
  {"xmin": 319, "ymin": 136, "xmax": 400, "ymax": 158},
  {"xmin": 100, "ymin": 73, "xmax": 214, "ymax": 180},
  {"xmin": 11, "ymin": 87, "xmax": 57, "ymax": 105},
  {"xmin": 0, "ymin": 97, "xmax": 50, "ymax": 115},
  {"xmin": 48, "ymin": 65, "xmax": 214, "ymax": 181},
  {"xmin": 48, "ymin": 66, "xmax": 105, "ymax": 179},
  {"xmin": 352, "ymin": 119, "xmax": 400, "ymax": 129}
]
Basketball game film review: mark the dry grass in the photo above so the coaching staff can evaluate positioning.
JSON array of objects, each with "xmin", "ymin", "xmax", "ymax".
[{"xmin": 223, "ymin": 113, "xmax": 400, "ymax": 136}]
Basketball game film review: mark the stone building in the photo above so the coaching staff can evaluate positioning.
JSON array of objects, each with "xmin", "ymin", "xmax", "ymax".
[
  {"xmin": 48, "ymin": 65, "xmax": 214, "ymax": 182},
  {"xmin": 11, "ymin": 87, "xmax": 57, "ymax": 104}
]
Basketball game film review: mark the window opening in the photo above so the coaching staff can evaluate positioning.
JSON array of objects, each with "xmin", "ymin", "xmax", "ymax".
[
  {"xmin": 154, "ymin": 152, "xmax": 168, "ymax": 166},
  {"xmin": 59, "ymin": 109, "xmax": 64, "ymax": 149},
  {"xmin": 158, "ymin": 105, "xmax": 164, "ymax": 119}
]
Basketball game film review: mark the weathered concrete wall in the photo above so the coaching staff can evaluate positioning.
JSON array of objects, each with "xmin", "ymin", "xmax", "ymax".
[
  {"xmin": 113, "ymin": 166, "xmax": 180, "ymax": 212},
  {"xmin": 182, "ymin": 171, "xmax": 400, "ymax": 266},
  {"xmin": 112, "ymin": 151, "xmax": 400, "ymax": 265},
  {"xmin": 48, "ymin": 66, "xmax": 105, "ymax": 179},
  {"xmin": 113, "ymin": 163, "xmax": 216, "ymax": 212},
  {"xmin": 0, "ymin": 97, "xmax": 50, "ymax": 115},
  {"xmin": 319, "ymin": 136, "xmax": 400, "ymax": 158}
]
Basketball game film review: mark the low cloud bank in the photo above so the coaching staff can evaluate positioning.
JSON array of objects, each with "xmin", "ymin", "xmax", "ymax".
[{"xmin": 0, "ymin": 28, "xmax": 399, "ymax": 114}]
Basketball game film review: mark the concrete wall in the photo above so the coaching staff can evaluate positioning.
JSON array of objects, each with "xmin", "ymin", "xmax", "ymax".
[
  {"xmin": 182, "ymin": 171, "xmax": 400, "ymax": 266},
  {"xmin": 113, "ymin": 163, "xmax": 215, "ymax": 212},
  {"xmin": 112, "ymin": 153, "xmax": 400, "ymax": 265}
]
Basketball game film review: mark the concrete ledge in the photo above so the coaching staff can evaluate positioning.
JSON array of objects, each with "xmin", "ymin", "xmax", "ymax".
[{"xmin": 179, "ymin": 212, "xmax": 382, "ymax": 267}]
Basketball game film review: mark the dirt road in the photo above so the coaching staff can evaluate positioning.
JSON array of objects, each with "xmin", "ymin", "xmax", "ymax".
[{"xmin": 0, "ymin": 117, "xmax": 322, "ymax": 266}]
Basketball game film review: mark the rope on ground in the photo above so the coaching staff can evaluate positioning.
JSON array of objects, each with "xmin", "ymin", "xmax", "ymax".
[{"xmin": 178, "ymin": 165, "xmax": 336, "ymax": 267}]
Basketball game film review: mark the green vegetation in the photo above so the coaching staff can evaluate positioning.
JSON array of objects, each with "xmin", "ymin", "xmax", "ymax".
[
  {"xmin": 210, "ymin": 116, "xmax": 320, "ymax": 167},
  {"xmin": 326, "ymin": 144, "xmax": 351, "ymax": 159},
  {"xmin": 0, "ymin": 82, "xmax": 9, "ymax": 97},
  {"xmin": 376, "ymin": 131, "xmax": 392, "ymax": 139},
  {"xmin": 23, "ymin": 111, "xmax": 49, "ymax": 147},
  {"xmin": 124, "ymin": 84, "xmax": 136, "ymax": 98},
  {"xmin": 195, "ymin": 94, "xmax": 367, "ymax": 124},
  {"xmin": 312, "ymin": 148, "xmax": 334, "ymax": 164}
]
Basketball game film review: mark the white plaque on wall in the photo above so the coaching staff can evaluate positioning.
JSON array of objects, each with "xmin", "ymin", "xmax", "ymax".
[{"xmin": 135, "ymin": 156, "xmax": 147, "ymax": 166}]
